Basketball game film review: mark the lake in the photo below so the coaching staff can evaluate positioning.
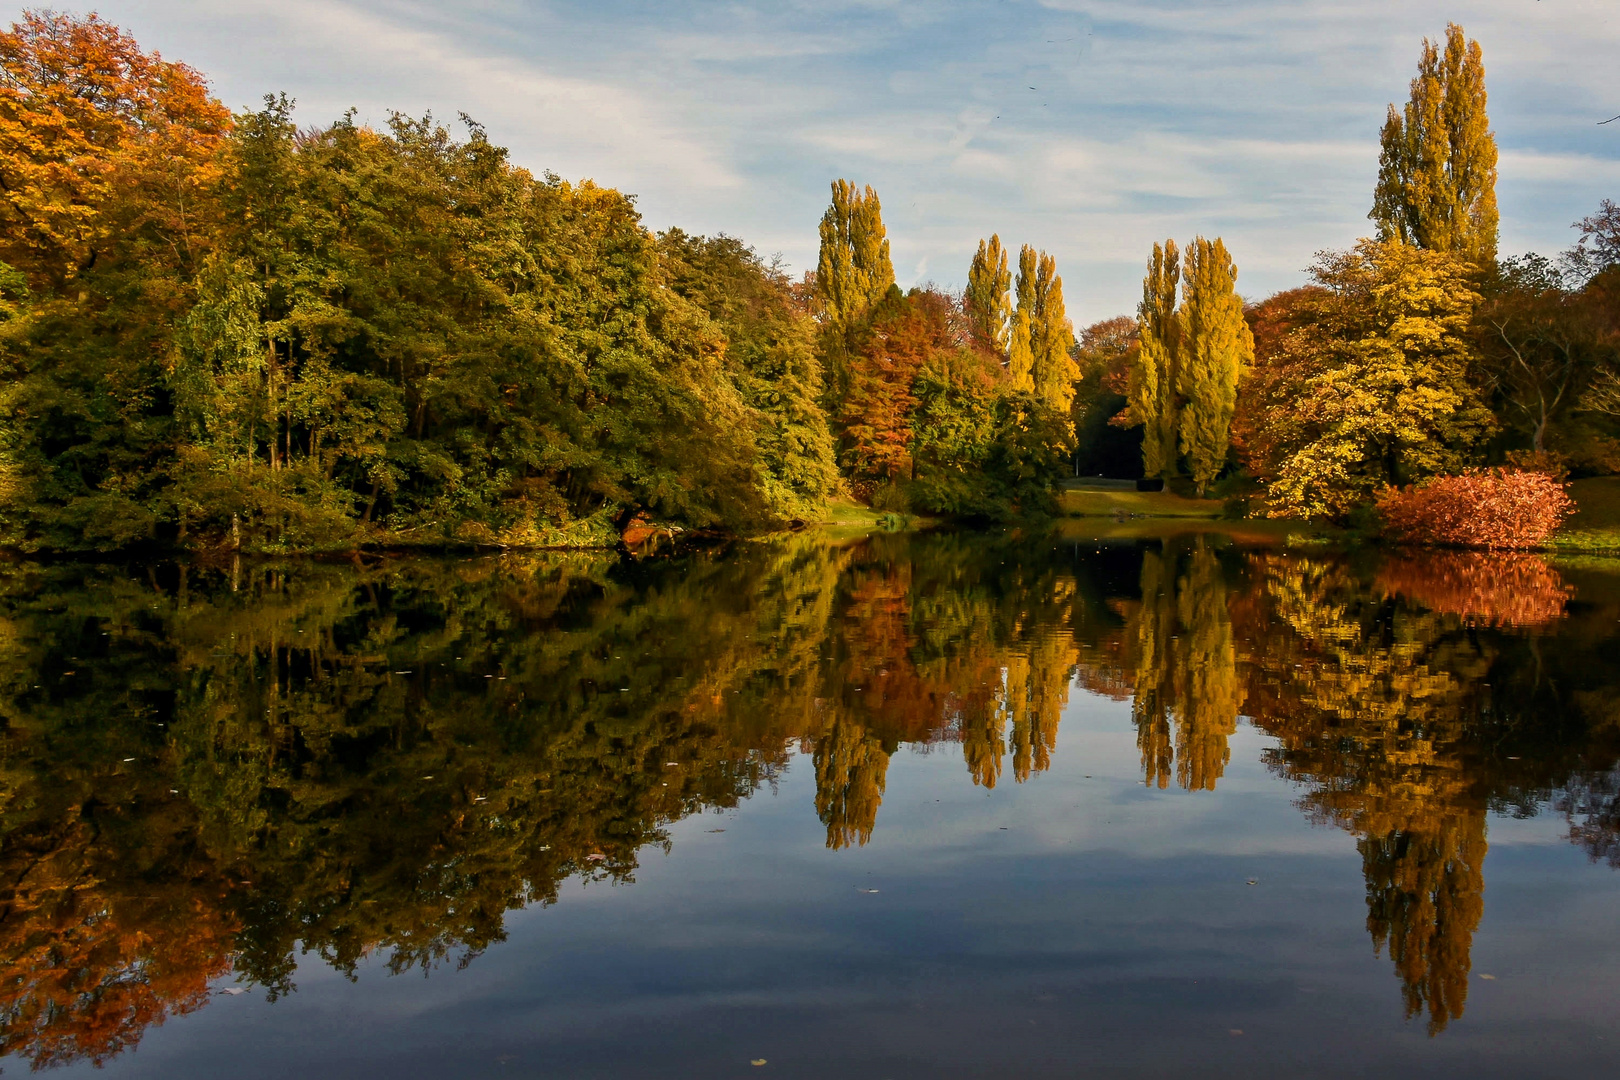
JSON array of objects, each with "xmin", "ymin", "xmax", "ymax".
[{"xmin": 3, "ymin": 529, "xmax": 1618, "ymax": 1078}]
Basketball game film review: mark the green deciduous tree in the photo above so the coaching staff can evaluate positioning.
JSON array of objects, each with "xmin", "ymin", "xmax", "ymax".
[
  {"xmin": 658, "ymin": 229, "xmax": 840, "ymax": 519},
  {"xmin": 1371, "ymin": 24, "xmax": 1498, "ymax": 268}
]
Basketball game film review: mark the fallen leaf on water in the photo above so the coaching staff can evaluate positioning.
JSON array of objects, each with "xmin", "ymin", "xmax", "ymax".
[
  {"xmin": 1246, "ymin": 878, "xmax": 1257, "ymax": 885},
  {"xmin": 219, "ymin": 988, "xmax": 247, "ymax": 996},
  {"xmin": 586, "ymin": 853, "xmax": 607, "ymax": 861},
  {"xmin": 1480, "ymin": 973, "xmax": 1496, "ymax": 980},
  {"xmin": 1229, "ymin": 1029, "xmax": 1243, "ymax": 1036},
  {"xmin": 751, "ymin": 1060, "xmax": 767, "ymax": 1067}
]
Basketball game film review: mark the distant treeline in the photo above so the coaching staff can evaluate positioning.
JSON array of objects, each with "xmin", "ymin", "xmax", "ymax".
[{"xmin": 0, "ymin": 13, "xmax": 1078, "ymax": 554}]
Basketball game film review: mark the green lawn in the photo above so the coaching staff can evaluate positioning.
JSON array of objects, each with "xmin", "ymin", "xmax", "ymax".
[
  {"xmin": 1057, "ymin": 484, "xmax": 1225, "ymax": 519},
  {"xmin": 1566, "ymin": 477, "xmax": 1620, "ymax": 529},
  {"xmin": 1552, "ymin": 477, "xmax": 1620, "ymax": 554}
]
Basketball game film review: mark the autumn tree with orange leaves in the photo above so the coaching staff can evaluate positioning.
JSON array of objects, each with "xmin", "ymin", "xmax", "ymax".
[{"xmin": 0, "ymin": 10, "xmax": 229, "ymax": 287}]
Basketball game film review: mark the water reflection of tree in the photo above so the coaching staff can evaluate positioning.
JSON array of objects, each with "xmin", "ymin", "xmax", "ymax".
[
  {"xmin": 1239, "ymin": 553, "xmax": 1494, "ymax": 1035},
  {"xmin": 2, "ymin": 538, "xmax": 1616, "ymax": 1065},
  {"xmin": 0, "ymin": 532, "xmax": 1089, "ymax": 1064},
  {"xmin": 1112, "ymin": 538, "xmax": 1243, "ymax": 791},
  {"xmin": 1074, "ymin": 544, "xmax": 1617, "ymax": 1036},
  {"xmin": 808, "ymin": 537, "xmax": 1081, "ymax": 843}
]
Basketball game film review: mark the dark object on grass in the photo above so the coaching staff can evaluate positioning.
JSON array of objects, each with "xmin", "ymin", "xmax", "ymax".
[{"xmin": 1136, "ymin": 478, "xmax": 1165, "ymax": 493}]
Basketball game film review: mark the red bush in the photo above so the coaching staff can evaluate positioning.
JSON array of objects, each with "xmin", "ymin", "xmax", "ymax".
[{"xmin": 1376, "ymin": 468, "xmax": 1574, "ymax": 550}]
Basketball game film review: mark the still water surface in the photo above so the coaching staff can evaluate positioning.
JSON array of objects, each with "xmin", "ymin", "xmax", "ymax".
[{"xmin": 3, "ymin": 530, "xmax": 1619, "ymax": 1077}]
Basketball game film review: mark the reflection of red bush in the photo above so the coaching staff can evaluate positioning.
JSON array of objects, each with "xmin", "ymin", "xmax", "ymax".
[
  {"xmin": 1375, "ymin": 551, "xmax": 1573, "ymax": 628},
  {"xmin": 1377, "ymin": 468, "xmax": 1574, "ymax": 550}
]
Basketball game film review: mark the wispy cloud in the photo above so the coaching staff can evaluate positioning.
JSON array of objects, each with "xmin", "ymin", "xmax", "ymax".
[{"xmin": 87, "ymin": 0, "xmax": 1620, "ymax": 320}]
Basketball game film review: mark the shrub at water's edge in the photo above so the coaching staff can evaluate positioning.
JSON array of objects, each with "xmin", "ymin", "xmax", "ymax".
[{"xmin": 1377, "ymin": 468, "xmax": 1575, "ymax": 550}]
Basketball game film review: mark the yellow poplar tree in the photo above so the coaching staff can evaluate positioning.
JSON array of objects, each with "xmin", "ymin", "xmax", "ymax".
[
  {"xmin": 1009, "ymin": 244, "xmax": 1040, "ymax": 390},
  {"xmin": 1370, "ymin": 24, "xmax": 1498, "ymax": 267},
  {"xmin": 1007, "ymin": 307, "xmax": 1034, "ymax": 391},
  {"xmin": 1130, "ymin": 240, "xmax": 1181, "ymax": 480},
  {"xmin": 965, "ymin": 234, "xmax": 1012, "ymax": 356},
  {"xmin": 815, "ymin": 179, "xmax": 894, "ymax": 327},
  {"xmin": 1178, "ymin": 237, "xmax": 1251, "ymax": 496},
  {"xmin": 1030, "ymin": 251, "xmax": 1079, "ymax": 414}
]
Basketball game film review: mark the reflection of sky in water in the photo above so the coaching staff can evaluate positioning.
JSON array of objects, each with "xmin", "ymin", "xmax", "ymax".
[
  {"xmin": 75, "ymin": 720, "xmax": 1620, "ymax": 1079},
  {"xmin": 10, "ymin": 536, "xmax": 1620, "ymax": 1078}
]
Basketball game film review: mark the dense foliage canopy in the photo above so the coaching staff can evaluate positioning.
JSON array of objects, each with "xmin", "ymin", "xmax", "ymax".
[{"xmin": 1, "ymin": 12, "xmax": 1616, "ymax": 549}]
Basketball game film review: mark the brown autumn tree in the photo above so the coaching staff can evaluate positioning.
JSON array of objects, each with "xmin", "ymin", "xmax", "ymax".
[{"xmin": 838, "ymin": 288, "xmax": 955, "ymax": 487}]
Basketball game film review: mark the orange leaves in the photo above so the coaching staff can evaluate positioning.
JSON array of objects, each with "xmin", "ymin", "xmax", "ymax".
[
  {"xmin": 1375, "ymin": 550, "xmax": 1573, "ymax": 629},
  {"xmin": 1377, "ymin": 467, "xmax": 1575, "ymax": 550},
  {"xmin": 0, "ymin": 830, "xmax": 238, "ymax": 1069},
  {"xmin": 0, "ymin": 11, "xmax": 230, "ymax": 286}
]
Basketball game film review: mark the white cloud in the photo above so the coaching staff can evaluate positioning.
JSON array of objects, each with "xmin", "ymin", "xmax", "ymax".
[{"xmin": 88, "ymin": 0, "xmax": 1620, "ymax": 320}]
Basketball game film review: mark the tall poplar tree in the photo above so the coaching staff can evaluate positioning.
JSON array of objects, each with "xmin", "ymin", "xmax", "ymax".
[
  {"xmin": 965, "ymin": 234, "xmax": 1012, "ymax": 356},
  {"xmin": 1130, "ymin": 240, "xmax": 1181, "ymax": 480},
  {"xmin": 1015, "ymin": 243, "xmax": 1038, "ymax": 316},
  {"xmin": 815, "ymin": 179, "xmax": 894, "ymax": 328},
  {"xmin": 1007, "ymin": 307, "xmax": 1034, "ymax": 391},
  {"xmin": 1178, "ymin": 237, "xmax": 1251, "ymax": 496},
  {"xmin": 1009, "ymin": 244, "xmax": 1041, "ymax": 391},
  {"xmin": 1030, "ymin": 251, "xmax": 1079, "ymax": 414},
  {"xmin": 1370, "ymin": 24, "xmax": 1498, "ymax": 267}
]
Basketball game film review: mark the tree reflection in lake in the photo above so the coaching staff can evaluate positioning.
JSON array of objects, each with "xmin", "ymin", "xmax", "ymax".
[{"xmin": 1, "ymin": 533, "xmax": 1617, "ymax": 1067}]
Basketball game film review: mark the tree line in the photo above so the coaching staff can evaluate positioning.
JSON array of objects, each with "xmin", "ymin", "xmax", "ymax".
[
  {"xmin": 2, "ymin": 13, "xmax": 1616, "ymax": 552},
  {"xmin": 1079, "ymin": 23, "xmax": 1620, "ymax": 519},
  {"xmin": 0, "ymin": 12, "xmax": 1087, "ymax": 555}
]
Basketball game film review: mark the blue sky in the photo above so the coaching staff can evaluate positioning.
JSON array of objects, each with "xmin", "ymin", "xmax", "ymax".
[{"xmin": 88, "ymin": 0, "xmax": 1620, "ymax": 323}]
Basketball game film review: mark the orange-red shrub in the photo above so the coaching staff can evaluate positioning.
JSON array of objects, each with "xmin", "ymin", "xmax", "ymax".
[{"xmin": 1377, "ymin": 468, "xmax": 1574, "ymax": 550}]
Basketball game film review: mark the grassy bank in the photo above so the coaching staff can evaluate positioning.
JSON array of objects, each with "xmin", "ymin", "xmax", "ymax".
[
  {"xmin": 1553, "ymin": 477, "xmax": 1620, "ymax": 555},
  {"xmin": 1057, "ymin": 482, "xmax": 1225, "ymax": 519}
]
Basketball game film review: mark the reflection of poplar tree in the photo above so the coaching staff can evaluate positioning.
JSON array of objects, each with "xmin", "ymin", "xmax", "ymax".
[
  {"xmin": 813, "ymin": 716, "xmax": 891, "ymax": 850},
  {"xmin": 1011, "ymin": 634, "xmax": 1075, "ymax": 783},
  {"xmin": 1361, "ymin": 815, "xmax": 1486, "ymax": 1036},
  {"xmin": 1128, "ymin": 540, "xmax": 1241, "ymax": 791},
  {"xmin": 1173, "ymin": 543, "xmax": 1241, "ymax": 791},
  {"xmin": 1000, "ymin": 654, "xmax": 1033, "ymax": 783},
  {"xmin": 1132, "ymin": 549, "xmax": 1177, "ymax": 789},
  {"xmin": 961, "ymin": 692, "xmax": 1007, "ymax": 789}
]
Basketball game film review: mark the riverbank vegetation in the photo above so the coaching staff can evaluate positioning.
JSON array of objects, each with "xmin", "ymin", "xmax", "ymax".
[
  {"xmin": 1071, "ymin": 24, "xmax": 1619, "ymax": 549},
  {"xmin": 0, "ymin": 13, "xmax": 1616, "ymax": 553}
]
